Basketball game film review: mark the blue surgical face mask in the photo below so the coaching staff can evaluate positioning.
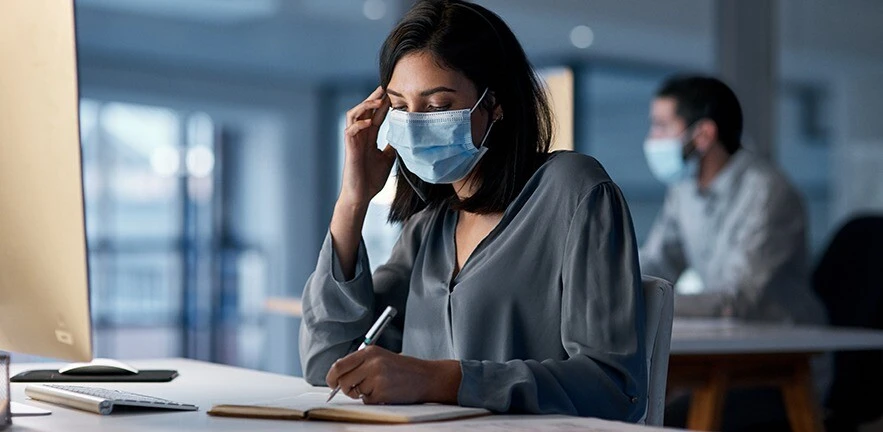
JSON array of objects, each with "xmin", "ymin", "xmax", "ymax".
[
  {"xmin": 643, "ymin": 127, "xmax": 698, "ymax": 184},
  {"xmin": 386, "ymin": 88, "xmax": 496, "ymax": 185}
]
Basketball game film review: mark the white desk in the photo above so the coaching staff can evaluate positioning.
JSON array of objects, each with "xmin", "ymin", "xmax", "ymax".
[
  {"xmin": 668, "ymin": 319, "xmax": 883, "ymax": 431},
  {"xmin": 8, "ymin": 358, "xmax": 672, "ymax": 432}
]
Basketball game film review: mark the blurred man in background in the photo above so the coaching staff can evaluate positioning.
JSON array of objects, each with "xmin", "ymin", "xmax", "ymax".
[
  {"xmin": 640, "ymin": 75, "xmax": 828, "ymax": 430},
  {"xmin": 640, "ymin": 75, "xmax": 825, "ymax": 324}
]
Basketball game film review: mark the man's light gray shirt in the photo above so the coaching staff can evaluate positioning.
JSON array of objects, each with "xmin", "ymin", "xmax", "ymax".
[{"xmin": 640, "ymin": 149, "xmax": 825, "ymax": 323}]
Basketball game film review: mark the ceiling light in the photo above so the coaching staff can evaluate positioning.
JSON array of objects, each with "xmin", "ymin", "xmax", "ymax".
[
  {"xmin": 363, "ymin": 0, "xmax": 386, "ymax": 21},
  {"xmin": 186, "ymin": 146, "xmax": 215, "ymax": 178},
  {"xmin": 151, "ymin": 146, "xmax": 181, "ymax": 178},
  {"xmin": 570, "ymin": 25, "xmax": 594, "ymax": 49}
]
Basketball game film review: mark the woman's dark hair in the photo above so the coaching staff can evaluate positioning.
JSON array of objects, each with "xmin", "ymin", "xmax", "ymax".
[
  {"xmin": 379, "ymin": 0, "xmax": 553, "ymax": 222},
  {"xmin": 656, "ymin": 75, "xmax": 743, "ymax": 154}
]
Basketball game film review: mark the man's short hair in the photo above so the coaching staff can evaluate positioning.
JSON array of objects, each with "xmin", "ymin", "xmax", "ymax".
[{"xmin": 656, "ymin": 75, "xmax": 743, "ymax": 154}]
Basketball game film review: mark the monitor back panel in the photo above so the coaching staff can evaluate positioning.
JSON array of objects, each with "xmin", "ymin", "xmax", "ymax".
[{"xmin": 0, "ymin": 0, "xmax": 92, "ymax": 361}]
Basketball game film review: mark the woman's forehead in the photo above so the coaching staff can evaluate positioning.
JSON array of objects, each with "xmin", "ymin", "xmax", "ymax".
[{"xmin": 387, "ymin": 52, "xmax": 476, "ymax": 98}]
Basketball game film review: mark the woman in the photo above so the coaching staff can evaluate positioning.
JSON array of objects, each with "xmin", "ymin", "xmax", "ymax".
[{"xmin": 300, "ymin": 0, "xmax": 647, "ymax": 421}]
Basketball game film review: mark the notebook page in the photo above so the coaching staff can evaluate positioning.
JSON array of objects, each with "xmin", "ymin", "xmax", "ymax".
[
  {"xmin": 312, "ymin": 401, "xmax": 489, "ymax": 421},
  {"xmin": 207, "ymin": 392, "xmax": 359, "ymax": 418},
  {"xmin": 230, "ymin": 392, "xmax": 488, "ymax": 423}
]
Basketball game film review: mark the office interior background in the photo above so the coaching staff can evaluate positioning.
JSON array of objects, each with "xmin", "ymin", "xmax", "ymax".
[{"xmin": 20, "ymin": 0, "xmax": 882, "ymax": 378}]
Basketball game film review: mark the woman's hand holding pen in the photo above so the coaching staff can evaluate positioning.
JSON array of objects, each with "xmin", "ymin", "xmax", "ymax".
[
  {"xmin": 331, "ymin": 86, "xmax": 396, "ymax": 280},
  {"xmin": 325, "ymin": 346, "xmax": 462, "ymax": 406}
]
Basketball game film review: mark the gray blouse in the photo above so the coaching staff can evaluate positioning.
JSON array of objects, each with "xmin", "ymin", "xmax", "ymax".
[{"xmin": 299, "ymin": 151, "xmax": 647, "ymax": 421}]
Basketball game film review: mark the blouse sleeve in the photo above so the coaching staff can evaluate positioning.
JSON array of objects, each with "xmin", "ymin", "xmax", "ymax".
[{"xmin": 298, "ymin": 214, "xmax": 426, "ymax": 385}]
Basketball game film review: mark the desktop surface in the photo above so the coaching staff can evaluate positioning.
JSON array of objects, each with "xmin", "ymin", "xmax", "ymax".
[
  {"xmin": 8, "ymin": 358, "xmax": 672, "ymax": 432},
  {"xmin": 10, "ymin": 358, "xmax": 328, "ymax": 432}
]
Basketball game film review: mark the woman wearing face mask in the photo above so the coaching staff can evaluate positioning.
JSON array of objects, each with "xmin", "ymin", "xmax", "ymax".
[{"xmin": 300, "ymin": 0, "xmax": 647, "ymax": 421}]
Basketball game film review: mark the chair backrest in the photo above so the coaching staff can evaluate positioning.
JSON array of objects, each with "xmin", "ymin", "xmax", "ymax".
[
  {"xmin": 812, "ymin": 215, "xmax": 883, "ymax": 425},
  {"xmin": 640, "ymin": 276, "xmax": 674, "ymax": 426},
  {"xmin": 813, "ymin": 214, "xmax": 883, "ymax": 328}
]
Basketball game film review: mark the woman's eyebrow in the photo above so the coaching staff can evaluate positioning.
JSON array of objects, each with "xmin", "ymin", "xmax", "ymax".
[{"xmin": 386, "ymin": 87, "xmax": 458, "ymax": 98}]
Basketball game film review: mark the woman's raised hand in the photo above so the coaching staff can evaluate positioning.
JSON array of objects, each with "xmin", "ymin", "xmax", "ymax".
[{"xmin": 338, "ymin": 86, "xmax": 395, "ymax": 208}]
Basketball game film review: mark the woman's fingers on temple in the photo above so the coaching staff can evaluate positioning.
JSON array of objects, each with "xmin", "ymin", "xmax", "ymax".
[
  {"xmin": 364, "ymin": 86, "xmax": 383, "ymax": 102},
  {"xmin": 346, "ymin": 99, "xmax": 384, "ymax": 126},
  {"xmin": 345, "ymin": 119, "xmax": 373, "ymax": 137},
  {"xmin": 371, "ymin": 95, "xmax": 390, "ymax": 126}
]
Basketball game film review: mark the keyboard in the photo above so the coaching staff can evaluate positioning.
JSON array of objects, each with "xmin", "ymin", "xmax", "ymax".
[{"xmin": 24, "ymin": 384, "xmax": 198, "ymax": 415}]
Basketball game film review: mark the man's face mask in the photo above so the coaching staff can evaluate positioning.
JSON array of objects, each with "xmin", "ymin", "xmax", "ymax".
[
  {"xmin": 643, "ymin": 124, "xmax": 699, "ymax": 185},
  {"xmin": 386, "ymin": 88, "xmax": 496, "ymax": 185}
]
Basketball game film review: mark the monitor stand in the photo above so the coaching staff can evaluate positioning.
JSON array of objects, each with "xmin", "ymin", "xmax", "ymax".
[{"xmin": 56, "ymin": 358, "xmax": 139, "ymax": 376}]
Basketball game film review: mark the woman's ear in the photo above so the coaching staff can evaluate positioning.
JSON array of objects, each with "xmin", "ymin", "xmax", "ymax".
[
  {"xmin": 485, "ymin": 90, "xmax": 503, "ymax": 121},
  {"xmin": 493, "ymin": 104, "xmax": 504, "ymax": 122}
]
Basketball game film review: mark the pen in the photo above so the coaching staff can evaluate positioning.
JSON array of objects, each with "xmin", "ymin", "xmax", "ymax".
[{"xmin": 326, "ymin": 306, "xmax": 398, "ymax": 402}]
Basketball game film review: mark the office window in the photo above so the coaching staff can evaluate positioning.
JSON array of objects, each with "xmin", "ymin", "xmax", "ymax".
[
  {"xmin": 777, "ymin": 85, "xmax": 831, "ymax": 255},
  {"xmin": 80, "ymin": 101, "xmax": 184, "ymax": 359},
  {"xmin": 79, "ymin": 99, "xmax": 268, "ymax": 368}
]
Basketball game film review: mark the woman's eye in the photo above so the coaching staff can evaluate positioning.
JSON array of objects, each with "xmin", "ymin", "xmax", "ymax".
[{"xmin": 390, "ymin": 104, "xmax": 451, "ymax": 112}]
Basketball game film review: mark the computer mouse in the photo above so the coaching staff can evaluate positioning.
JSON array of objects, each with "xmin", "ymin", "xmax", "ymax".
[{"xmin": 58, "ymin": 358, "xmax": 140, "ymax": 375}]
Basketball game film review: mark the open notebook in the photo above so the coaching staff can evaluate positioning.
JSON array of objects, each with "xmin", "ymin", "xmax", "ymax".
[{"xmin": 207, "ymin": 392, "xmax": 491, "ymax": 424}]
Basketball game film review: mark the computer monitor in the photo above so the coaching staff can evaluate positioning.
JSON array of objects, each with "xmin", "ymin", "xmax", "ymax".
[{"xmin": 0, "ymin": 0, "xmax": 93, "ymax": 362}]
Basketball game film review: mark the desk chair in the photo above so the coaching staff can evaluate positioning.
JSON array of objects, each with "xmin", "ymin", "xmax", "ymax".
[
  {"xmin": 641, "ymin": 276, "xmax": 674, "ymax": 426},
  {"xmin": 813, "ymin": 214, "xmax": 883, "ymax": 431}
]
